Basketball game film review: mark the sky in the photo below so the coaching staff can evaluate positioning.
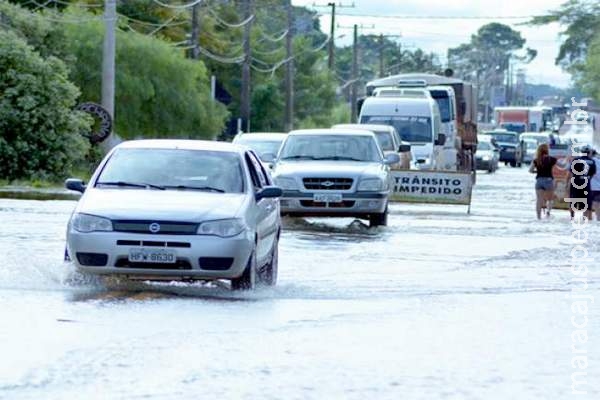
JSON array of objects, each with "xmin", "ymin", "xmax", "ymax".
[{"xmin": 293, "ymin": 0, "xmax": 571, "ymax": 88}]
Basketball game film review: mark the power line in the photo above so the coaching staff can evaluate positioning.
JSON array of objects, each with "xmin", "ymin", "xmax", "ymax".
[
  {"xmin": 334, "ymin": 12, "xmax": 540, "ymax": 20},
  {"xmin": 206, "ymin": 6, "xmax": 255, "ymax": 28},
  {"xmin": 152, "ymin": 0, "xmax": 203, "ymax": 10}
]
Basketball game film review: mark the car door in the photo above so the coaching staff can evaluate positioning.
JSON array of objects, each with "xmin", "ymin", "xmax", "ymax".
[{"xmin": 245, "ymin": 152, "xmax": 277, "ymax": 265}]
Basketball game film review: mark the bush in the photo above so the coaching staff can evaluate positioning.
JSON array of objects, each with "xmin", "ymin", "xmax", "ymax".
[{"xmin": 0, "ymin": 30, "xmax": 91, "ymax": 181}]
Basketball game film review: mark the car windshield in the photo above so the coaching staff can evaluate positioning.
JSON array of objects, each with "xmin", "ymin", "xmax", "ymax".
[
  {"xmin": 96, "ymin": 148, "xmax": 244, "ymax": 193},
  {"xmin": 279, "ymin": 134, "xmax": 381, "ymax": 162},
  {"xmin": 360, "ymin": 115, "xmax": 432, "ymax": 143},
  {"xmin": 373, "ymin": 131, "xmax": 395, "ymax": 151},
  {"xmin": 235, "ymin": 137, "xmax": 283, "ymax": 161},
  {"xmin": 487, "ymin": 133, "xmax": 518, "ymax": 143},
  {"xmin": 525, "ymin": 141, "xmax": 538, "ymax": 149},
  {"xmin": 477, "ymin": 142, "xmax": 492, "ymax": 150}
]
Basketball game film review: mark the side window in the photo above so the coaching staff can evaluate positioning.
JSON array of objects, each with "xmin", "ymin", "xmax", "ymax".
[
  {"xmin": 249, "ymin": 151, "xmax": 269, "ymax": 186},
  {"xmin": 244, "ymin": 153, "xmax": 262, "ymax": 190}
]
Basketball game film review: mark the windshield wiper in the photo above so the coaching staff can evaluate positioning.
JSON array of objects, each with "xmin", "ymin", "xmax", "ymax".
[
  {"xmin": 314, "ymin": 156, "xmax": 365, "ymax": 162},
  {"xmin": 164, "ymin": 185, "xmax": 226, "ymax": 193},
  {"xmin": 96, "ymin": 181, "xmax": 165, "ymax": 190}
]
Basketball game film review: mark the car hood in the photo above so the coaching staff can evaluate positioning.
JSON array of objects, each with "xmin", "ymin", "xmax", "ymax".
[
  {"xmin": 476, "ymin": 150, "xmax": 494, "ymax": 158},
  {"xmin": 76, "ymin": 188, "xmax": 247, "ymax": 222},
  {"xmin": 273, "ymin": 160, "xmax": 385, "ymax": 178},
  {"xmin": 496, "ymin": 141, "xmax": 518, "ymax": 147}
]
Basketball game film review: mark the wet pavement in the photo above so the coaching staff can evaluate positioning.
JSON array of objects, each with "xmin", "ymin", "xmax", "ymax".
[{"xmin": 0, "ymin": 166, "xmax": 598, "ymax": 399}]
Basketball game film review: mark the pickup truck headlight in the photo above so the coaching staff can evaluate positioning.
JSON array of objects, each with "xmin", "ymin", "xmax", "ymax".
[
  {"xmin": 71, "ymin": 213, "xmax": 113, "ymax": 233},
  {"xmin": 358, "ymin": 178, "xmax": 384, "ymax": 191},
  {"xmin": 197, "ymin": 218, "xmax": 247, "ymax": 238},
  {"xmin": 274, "ymin": 177, "xmax": 298, "ymax": 190}
]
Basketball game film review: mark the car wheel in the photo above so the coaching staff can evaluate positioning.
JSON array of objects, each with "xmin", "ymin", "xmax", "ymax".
[
  {"xmin": 231, "ymin": 251, "xmax": 257, "ymax": 291},
  {"xmin": 510, "ymin": 161, "xmax": 516, "ymax": 167},
  {"xmin": 259, "ymin": 238, "xmax": 278, "ymax": 286},
  {"xmin": 369, "ymin": 207, "xmax": 388, "ymax": 227}
]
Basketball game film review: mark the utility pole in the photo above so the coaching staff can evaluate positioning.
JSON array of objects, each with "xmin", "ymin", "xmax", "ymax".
[
  {"xmin": 327, "ymin": 2, "xmax": 335, "ymax": 70},
  {"xmin": 350, "ymin": 24, "xmax": 358, "ymax": 122},
  {"xmin": 241, "ymin": 0, "xmax": 252, "ymax": 132},
  {"xmin": 102, "ymin": 0, "xmax": 116, "ymax": 125},
  {"xmin": 368, "ymin": 33, "xmax": 400, "ymax": 77},
  {"xmin": 190, "ymin": 2, "xmax": 200, "ymax": 60},
  {"xmin": 284, "ymin": 0, "xmax": 294, "ymax": 131}
]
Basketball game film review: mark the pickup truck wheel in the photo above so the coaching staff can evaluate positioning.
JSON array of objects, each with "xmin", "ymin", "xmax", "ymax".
[
  {"xmin": 231, "ymin": 251, "xmax": 256, "ymax": 291},
  {"xmin": 259, "ymin": 238, "xmax": 278, "ymax": 286},
  {"xmin": 510, "ymin": 161, "xmax": 517, "ymax": 167},
  {"xmin": 369, "ymin": 208, "xmax": 388, "ymax": 227}
]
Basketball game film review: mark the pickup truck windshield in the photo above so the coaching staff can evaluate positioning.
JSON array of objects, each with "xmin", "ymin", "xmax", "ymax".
[
  {"xmin": 361, "ymin": 116, "xmax": 432, "ymax": 144},
  {"xmin": 279, "ymin": 135, "xmax": 381, "ymax": 162}
]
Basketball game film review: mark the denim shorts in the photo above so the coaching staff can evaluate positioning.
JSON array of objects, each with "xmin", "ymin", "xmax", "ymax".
[{"xmin": 535, "ymin": 177, "xmax": 554, "ymax": 191}]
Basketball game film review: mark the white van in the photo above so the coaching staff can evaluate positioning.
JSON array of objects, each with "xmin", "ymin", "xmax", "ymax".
[{"xmin": 358, "ymin": 96, "xmax": 442, "ymax": 169}]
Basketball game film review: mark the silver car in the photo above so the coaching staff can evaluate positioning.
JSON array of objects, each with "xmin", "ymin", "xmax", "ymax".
[
  {"xmin": 65, "ymin": 140, "xmax": 282, "ymax": 290},
  {"xmin": 232, "ymin": 132, "xmax": 287, "ymax": 165},
  {"xmin": 272, "ymin": 129, "xmax": 399, "ymax": 227}
]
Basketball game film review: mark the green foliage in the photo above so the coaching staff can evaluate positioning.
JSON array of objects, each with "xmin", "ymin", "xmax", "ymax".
[
  {"xmin": 579, "ymin": 34, "xmax": 600, "ymax": 101},
  {"xmin": 0, "ymin": 30, "xmax": 91, "ymax": 181},
  {"xmin": 529, "ymin": 0, "xmax": 600, "ymax": 73},
  {"xmin": 61, "ymin": 13, "xmax": 228, "ymax": 139}
]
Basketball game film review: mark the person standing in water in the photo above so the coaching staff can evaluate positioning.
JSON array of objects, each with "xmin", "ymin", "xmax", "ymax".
[
  {"xmin": 567, "ymin": 145, "xmax": 597, "ymax": 220},
  {"xmin": 592, "ymin": 149, "xmax": 600, "ymax": 221},
  {"xmin": 529, "ymin": 143, "xmax": 557, "ymax": 219}
]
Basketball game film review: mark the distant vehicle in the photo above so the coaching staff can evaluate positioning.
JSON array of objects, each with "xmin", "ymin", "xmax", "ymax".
[
  {"xmin": 232, "ymin": 132, "xmax": 287, "ymax": 165},
  {"xmin": 358, "ymin": 93, "xmax": 441, "ymax": 170},
  {"xmin": 522, "ymin": 138, "xmax": 538, "ymax": 164},
  {"xmin": 364, "ymin": 73, "xmax": 478, "ymax": 176},
  {"xmin": 65, "ymin": 139, "xmax": 283, "ymax": 290},
  {"xmin": 494, "ymin": 106, "xmax": 529, "ymax": 133},
  {"xmin": 481, "ymin": 129, "xmax": 523, "ymax": 167},
  {"xmin": 520, "ymin": 132, "xmax": 551, "ymax": 146},
  {"xmin": 271, "ymin": 129, "xmax": 399, "ymax": 227},
  {"xmin": 475, "ymin": 136, "xmax": 499, "ymax": 173},
  {"xmin": 331, "ymin": 123, "xmax": 412, "ymax": 169}
]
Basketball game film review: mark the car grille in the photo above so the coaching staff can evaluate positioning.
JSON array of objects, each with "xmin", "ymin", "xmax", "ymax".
[
  {"xmin": 114, "ymin": 258, "xmax": 192, "ymax": 270},
  {"xmin": 116, "ymin": 240, "xmax": 191, "ymax": 248},
  {"xmin": 303, "ymin": 177, "xmax": 353, "ymax": 190},
  {"xmin": 300, "ymin": 200, "xmax": 356, "ymax": 208},
  {"xmin": 112, "ymin": 221, "xmax": 198, "ymax": 235}
]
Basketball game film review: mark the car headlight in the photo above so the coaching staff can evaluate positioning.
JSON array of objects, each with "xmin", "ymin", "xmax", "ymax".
[
  {"xmin": 71, "ymin": 213, "xmax": 113, "ymax": 233},
  {"xmin": 197, "ymin": 218, "xmax": 247, "ymax": 238},
  {"xmin": 274, "ymin": 177, "xmax": 298, "ymax": 190},
  {"xmin": 358, "ymin": 178, "xmax": 384, "ymax": 191}
]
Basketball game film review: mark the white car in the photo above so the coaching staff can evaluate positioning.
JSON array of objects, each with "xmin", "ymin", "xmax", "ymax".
[
  {"xmin": 232, "ymin": 132, "xmax": 287, "ymax": 166},
  {"xmin": 65, "ymin": 140, "xmax": 282, "ymax": 290},
  {"xmin": 272, "ymin": 129, "xmax": 399, "ymax": 227}
]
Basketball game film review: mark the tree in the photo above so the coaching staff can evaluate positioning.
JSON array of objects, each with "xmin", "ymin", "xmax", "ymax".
[
  {"xmin": 448, "ymin": 23, "xmax": 536, "ymax": 106},
  {"xmin": 579, "ymin": 36, "xmax": 600, "ymax": 101},
  {"xmin": 61, "ymin": 12, "xmax": 228, "ymax": 139},
  {"xmin": 529, "ymin": 0, "xmax": 600, "ymax": 74},
  {"xmin": 0, "ymin": 30, "xmax": 91, "ymax": 181}
]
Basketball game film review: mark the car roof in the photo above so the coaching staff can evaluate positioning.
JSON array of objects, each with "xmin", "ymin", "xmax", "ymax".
[
  {"xmin": 116, "ymin": 139, "xmax": 247, "ymax": 153},
  {"xmin": 332, "ymin": 124, "xmax": 395, "ymax": 133},
  {"xmin": 287, "ymin": 128, "xmax": 377, "ymax": 137},
  {"xmin": 482, "ymin": 129, "xmax": 518, "ymax": 135},
  {"xmin": 234, "ymin": 132, "xmax": 287, "ymax": 141}
]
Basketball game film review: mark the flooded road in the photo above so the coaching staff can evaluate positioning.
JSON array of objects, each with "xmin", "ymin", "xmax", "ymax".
[{"xmin": 1, "ymin": 167, "xmax": 598, "ymax": 399}]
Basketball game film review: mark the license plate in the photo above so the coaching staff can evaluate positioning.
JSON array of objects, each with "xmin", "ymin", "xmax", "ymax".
[
  {"xmin": 313, "ymin": 193, "xmax": 343, "ymax": 203},
  {"xmin": 128, "ymin": 249, "xmax": 176, "ymax": 264}
]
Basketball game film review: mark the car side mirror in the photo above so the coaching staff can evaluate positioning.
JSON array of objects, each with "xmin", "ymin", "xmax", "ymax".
[
  {"xmin": 65, "ymin": 178, "xmax": 86, "ymax": 193},
  {"xmin": 434, "ymin": 133, "xmax": 446, "ymax": 146},
  {"xmin": 384, "ymin": 153, "xmax": 401, "ymax": 165},
  {"xmin": 256, "ymin": 185, "xmax": 283, "ymax": 201},
  {"xmin": 398, "ymin": 144, "xmax": 411, "ymax": 153}
]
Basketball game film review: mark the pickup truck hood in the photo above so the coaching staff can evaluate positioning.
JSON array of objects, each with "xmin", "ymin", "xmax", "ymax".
[
  {"xmin": 273, "ymin": 160, "xmax": 385, "ymax": 178},
  {"xmin": 76, "ymin": 188, "xmax": 246, "ymax": 222}
]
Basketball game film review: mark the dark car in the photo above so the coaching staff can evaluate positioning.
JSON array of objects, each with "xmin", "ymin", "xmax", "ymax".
[{"xmin": 481, "ymin": 130, "xmax": 523, "ymax": 167}]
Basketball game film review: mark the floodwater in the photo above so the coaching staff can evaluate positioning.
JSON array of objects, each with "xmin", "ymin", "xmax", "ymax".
[{"xmin": 0, "ymin": 167, "xmax": 598, "ymax": 400}]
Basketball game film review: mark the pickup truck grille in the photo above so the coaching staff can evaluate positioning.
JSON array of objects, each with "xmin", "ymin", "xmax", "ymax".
[{"xmin": 303, "ymin": 177, "xmax": 353, "ymax": 190}]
